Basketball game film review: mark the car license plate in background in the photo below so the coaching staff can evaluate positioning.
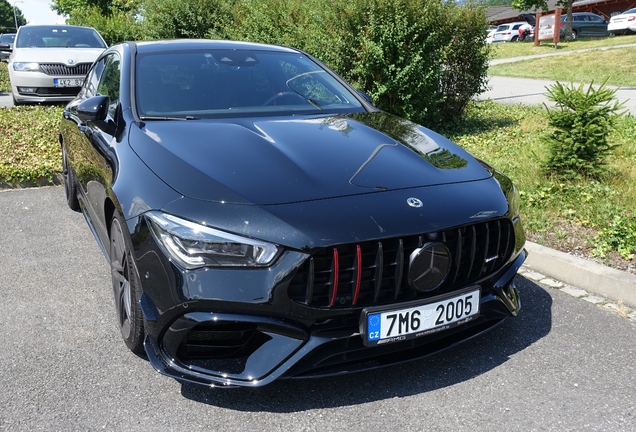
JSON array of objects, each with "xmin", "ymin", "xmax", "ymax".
[
  {"xmin": 363, "ymin": 288, "xmax": 480, "ymax": 346},
  {"xmin": 54, "ymin": 78, "xmax": 83, "ymax": 87}
]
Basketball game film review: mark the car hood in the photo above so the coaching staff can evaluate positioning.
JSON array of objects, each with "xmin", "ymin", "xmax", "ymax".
[
  {"xmin": 129, "ymin": 112, "xmax": 493, "ymax": 206},
  {"xmin": 10, "ymin": 47, "xmax": 104, "ymax": 64}
]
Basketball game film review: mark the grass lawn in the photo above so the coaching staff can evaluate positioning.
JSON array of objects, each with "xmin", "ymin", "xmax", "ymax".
[
  {"xmin": 488, "ymin": 48, "xmax": 636, "ymax": 87},
  {"xmin": 439, "ymin": 101, "xmax": 636, "ymax": 264},
  {"xmin": 489, "ymin": 34, "xmax": 636, "ymax": 59}
]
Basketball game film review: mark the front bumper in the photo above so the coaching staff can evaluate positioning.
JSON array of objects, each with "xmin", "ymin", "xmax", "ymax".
[
  {"xmin": 142, "ymin": 249, "xmax": 526, "ymax": 388},
  {"xmin": 9, "ymin": 71, "xmax": 82, "ymax": 103}
]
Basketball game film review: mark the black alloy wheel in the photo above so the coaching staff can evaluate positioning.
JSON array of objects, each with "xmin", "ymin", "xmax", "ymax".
[
  {"xmin": 110, "ymin": 213, "xmax": 145, "ymax": 355},
  {"xmin": 62, "ymin": 145, "xmax": 80, "ymax": 211}
]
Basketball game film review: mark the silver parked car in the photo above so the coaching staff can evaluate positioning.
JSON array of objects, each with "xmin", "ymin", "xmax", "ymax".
[{"xmin": 0, "ymin": 33, "xmax": 15, "ymax": 62}]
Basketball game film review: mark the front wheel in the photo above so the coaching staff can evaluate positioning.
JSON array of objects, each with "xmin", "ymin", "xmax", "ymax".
[
  {"xmin": 570, "ymin": 30, "xmax": 578, "ymax": 39},
  {"xmin": 62, "ymin": 146, "xmax": 80, "ymax": 211},
  {"xmin": 511, "ymin": 36, "xmax": 519, "ymax": 42},
  {"xmin": 110, "ymin": 213, "xmax": 145, "ymax": 355}
]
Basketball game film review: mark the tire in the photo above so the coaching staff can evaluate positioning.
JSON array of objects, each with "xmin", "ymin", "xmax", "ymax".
[
  {"xmin": 570, "ymin": 30, "xmax": 577, "ymax": 39},
  {"xmin": 511, "ymin": 36, "xmax": 518, "ymax": 42},
  {"xmin": 110, "ymin": 212, "xmax": 145, "ymax": 355},
  {"xmin": 62, "ymin": 146, "xmax": 81, "ymax": 211}
]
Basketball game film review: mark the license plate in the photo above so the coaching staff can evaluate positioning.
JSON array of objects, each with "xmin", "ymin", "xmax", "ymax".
[
  {"xmin": 54, "ymin": 78, "xmax": 83, "ymax": 87},
  {"xmin": 362, "ymin": 287, "xmax": 480, "ymax": 346}
]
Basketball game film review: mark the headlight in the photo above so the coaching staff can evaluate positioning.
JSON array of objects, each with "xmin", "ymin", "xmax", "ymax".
[
  {"xmin": 13, "ymin": 62, "xmax": 40, "ymax": 72},
  {"xmin": 146, "ymin": 211, "xmax": 279, "ymax": 269}
]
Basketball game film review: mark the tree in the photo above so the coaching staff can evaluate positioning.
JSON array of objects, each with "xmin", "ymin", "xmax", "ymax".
[
  {"xmin": 51, "ymin": 0, "xmax": 142, "ymax": 45},
  {"xmin": 0, "ymin": 0, "xmax": 27, "ymax": 33},
  {"xmin": 51, "ymin": 0, "xmax": 137, "ymax": 17},
  {"xmin": 511, "ymin": 0, "xmax": 574, "ymax": 40}
]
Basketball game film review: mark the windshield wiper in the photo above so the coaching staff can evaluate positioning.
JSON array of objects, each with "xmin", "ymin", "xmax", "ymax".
[
  {"xmin": 285, "ymin": 72, "xmax": 324, "ymax": 110},
  {"xmin": 139, "ymin": 115, "xmax": 199, "ymax": 121}
]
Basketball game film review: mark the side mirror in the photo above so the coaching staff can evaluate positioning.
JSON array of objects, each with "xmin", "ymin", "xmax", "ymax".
[
  {"xmin": 357, "ymin": 90, "xmax": 374, "ymax": 105},
  {"xmin": 77, "ymin": 96, "xmax": 109, "ymax": 123}
]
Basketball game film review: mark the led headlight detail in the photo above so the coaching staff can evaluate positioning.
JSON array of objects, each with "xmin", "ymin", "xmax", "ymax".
[
  {"xmin": 13, "ymin": 62, "xmax": 40, "ymax": 72},
  {"xmin": 146, "ymin": 211, "xmax": 279, "ymax": 269}
]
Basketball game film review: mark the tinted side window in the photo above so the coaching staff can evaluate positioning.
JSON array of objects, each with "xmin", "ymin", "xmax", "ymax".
[
  {"xmin": 96, "ymin": 54, "xmax": 121, "ymax": 118},
  {"xmin": 84, "ymin": 58, "xmax": 106, "ymax": 98}
]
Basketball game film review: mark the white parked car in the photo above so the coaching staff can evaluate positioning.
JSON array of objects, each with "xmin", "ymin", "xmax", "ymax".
[
  {"xmin": 5, "ymin": 25, "xmax": 107, "ymax": 105},
  {"xmin": 485, "ymin": 28, "xmax": 497, "ymax": 44},
  {"xmin": 492, "ymin": 21, "xmax": 528, "ymax": 43},
  {"xmin": 608, "ymin": 8, "xmax": 636, "ymax": 35}
]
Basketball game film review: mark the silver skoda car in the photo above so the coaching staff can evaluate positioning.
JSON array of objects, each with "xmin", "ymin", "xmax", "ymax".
[{"xmin": 5, "ymin": 25, "xmax": 106, "ymax": 105}]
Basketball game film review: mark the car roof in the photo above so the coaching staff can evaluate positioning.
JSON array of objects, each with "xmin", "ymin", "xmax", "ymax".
[
  {"xmin": 132, "ymin": 39, "xmax": 302, "ymax": 55},
  {"xmin": 499, "ymin": 21, "xmax": 528, "ymax": 27},
  {"xmin": 16, "ymin": 24, "xmax": 98, "ymax": 31}
]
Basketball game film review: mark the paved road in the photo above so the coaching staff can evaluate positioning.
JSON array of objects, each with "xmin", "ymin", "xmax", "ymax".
[
  {"xmin": 0, "ymin": 90, "xmax": 12, "ymax": 107},
  {"xmin": 479, "ymin": 76, "xmax": 636, "ymax": 115},
  {"xmin": 1, "ymin": 186, "xmax": 635, "ymax": 430},
  {"xmin": 480, "ymin": 42, "xmax": 636, "ymax": 114}
]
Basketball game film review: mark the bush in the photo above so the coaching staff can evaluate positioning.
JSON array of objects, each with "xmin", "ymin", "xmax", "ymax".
[
  {"xmin": 142, "ymin": 0, "xmax": 233, "ymax": 40},
  {"xmin": 542, "ymin": 81, "xmax": 625, "ymax": 179},
  {"xmin": 67, "ymin": 7, "xmax": 144, "ymax": 45},
  {"xmin": 0, "ymin": 105, "xmax": 63, "ymax": 185},
  {"xmin": 0, "ymin": 61, "xmax": 9, "ymax": 93}
]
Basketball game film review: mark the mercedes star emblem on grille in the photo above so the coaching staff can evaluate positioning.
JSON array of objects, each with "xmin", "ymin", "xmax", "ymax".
[
  {"xmin": 407, "ymin": 197, "xmax": 423, "ymax": 208},
  {"xmin": 408, "ymin": 242, "xmax": 451, "ymax": 292}
]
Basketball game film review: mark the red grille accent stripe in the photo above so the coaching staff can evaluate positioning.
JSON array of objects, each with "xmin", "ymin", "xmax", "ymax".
[
  {"xmin": 352, "ymin": 245, "xmax": 362, "ymax": 305},
  {"xmin": 329, "ymin": 248, "xmax": 339, "ymax": 306}
]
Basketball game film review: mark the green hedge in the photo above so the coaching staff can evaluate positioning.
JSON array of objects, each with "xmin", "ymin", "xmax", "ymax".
[{"xmin": 0, "ymin": 62, "xmax": 9, "ymax": 93}]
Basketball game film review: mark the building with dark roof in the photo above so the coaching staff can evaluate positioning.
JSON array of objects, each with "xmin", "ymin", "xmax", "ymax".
[{"xmin": 487, "ymin": 0, "xmax": 635, "ymax": 24}]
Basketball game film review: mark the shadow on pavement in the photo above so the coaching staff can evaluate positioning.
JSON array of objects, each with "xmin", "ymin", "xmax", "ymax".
[{"xmin": 180, "ymin": 276, "xmax": 552, "ymax": 410}]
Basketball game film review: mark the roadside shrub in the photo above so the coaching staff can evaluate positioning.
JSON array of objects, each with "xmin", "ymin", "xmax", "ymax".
[
  {"xmin": 66, "ymin": 7, "xmax": 144, "ymax": 45},
  {"xmin": 0, "ymin": 105, "xmax": 62, "ymax": 185},
  {"xmin": 542, "ymin": 81, "xmax": 625, "ymax": 179},
  {"xmin": 0, "ymin": 62, "xmax": 9, "ymax": 93},
  {"xmin": 142, "ymin": 0, "xmax": 233, "ymax": 40}
]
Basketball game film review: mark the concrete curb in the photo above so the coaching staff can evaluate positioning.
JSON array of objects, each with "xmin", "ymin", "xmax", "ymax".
[{"xmin": 524, "ymin": 241, "xmax": 636, "ymax": 308}]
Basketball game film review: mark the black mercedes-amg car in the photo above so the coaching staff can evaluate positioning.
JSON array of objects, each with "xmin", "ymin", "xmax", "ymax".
[{"xmin": 60, "ymin": 39, "xmax": 526, "ymax": 387}]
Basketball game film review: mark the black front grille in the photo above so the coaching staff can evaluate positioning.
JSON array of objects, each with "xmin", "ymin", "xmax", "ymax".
[
  {"xmin": 29, "ymin": 87, "xmax": 81, "ymax": 96},
  {"xmin": 288, "ymin": 218, "xmax": 515, "ymax": 308},
  {"xmin": 39, "ymin": 63, "xmax": 91, "ymax": 76}
]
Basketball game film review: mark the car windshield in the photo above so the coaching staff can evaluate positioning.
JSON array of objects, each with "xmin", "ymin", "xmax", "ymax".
[
  {"xmin": 15, "ymin": 26, "xmax": 106, "ymax": 49},
  {"xmin": 0, "ymin": 34, "xmax": 15, "ymax": 43},
  {"xmin": 625, "ymin": 8, "xmax": 636, "ymax": 14},
  {"xmin": 135, "ymin": 49, "xmax": 365, "ymax": 119}
]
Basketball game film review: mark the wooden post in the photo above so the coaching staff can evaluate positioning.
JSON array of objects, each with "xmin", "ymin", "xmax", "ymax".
[
  {"xmin": 554, "ymin": 7, "xmax": 562, "ymax": 48},
  {"xmin": 534, "ymin": 12, "xmax": 541, "ymax": 46}
]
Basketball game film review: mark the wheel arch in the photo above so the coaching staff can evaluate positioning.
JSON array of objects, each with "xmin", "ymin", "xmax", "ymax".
[{"xmin": 104, "ymin": 198, "xmax": 117, "ymax": 241}]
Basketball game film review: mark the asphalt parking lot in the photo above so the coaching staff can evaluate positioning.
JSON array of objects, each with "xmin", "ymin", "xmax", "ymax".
[{"xmin": 1, "ymin": 186, "xmax": 634, "ymax": 431}]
